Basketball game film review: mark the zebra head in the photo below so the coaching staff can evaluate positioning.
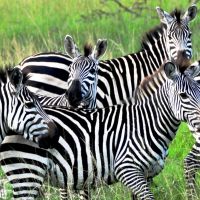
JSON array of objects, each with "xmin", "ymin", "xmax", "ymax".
[
  {"xmin": 189, "ymin": 60, "xmax": 200, "ymax": 83},
  {"xmin": 164, "ymin": 60, "xmax": 200, "ymax": 131},
  {"xmin": 64, "ymin": 35, "xmax": 107, "ymax": 109},
  {"xmin": 156, "ymin": 5, "xmax": 197, "ymax": 60},
  {"xmin": 1, "ymin": 67, "xmax": 59, "ymax": 148}
]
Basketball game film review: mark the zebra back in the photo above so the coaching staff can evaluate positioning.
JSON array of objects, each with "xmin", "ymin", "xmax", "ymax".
[
  {"xmin": 19, "ymin": 52, "xmax": 71, "ymax": 96},
  {"xmin": 19, "ymin": 5, "xmax": 197, "ymax": 109}
]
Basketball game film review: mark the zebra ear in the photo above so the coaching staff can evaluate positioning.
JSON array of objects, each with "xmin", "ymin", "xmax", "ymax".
[
  {"xmin": 9, "ymin": 68, "xmax": 23, "ymax": 94},
  {"xmin": 156, "ymin": 7, "xmax": 174, "ymax": 25},
  {"xmin": 164, "ymin": 61, "xmax": 178, "ymax": 80},
  {"xmin": 64, "ymin": 35, "xmax": 80, "ymax": 58},
  {"xmin": 92, "ymin": 39, "xmax": 107, "ymax": 60},
  {"xmin": 183, "ymin": 5, "xmax": 197, "ymax": 23},
  {"xmin": 184, "ymin": 61, "xmax": 200, "ymax": 78}
]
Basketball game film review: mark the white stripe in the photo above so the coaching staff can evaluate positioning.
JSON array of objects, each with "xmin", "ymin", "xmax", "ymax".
[
  {"xmin": 0, "ymin": 151, "xmax": 48, "ymax": 165},
  {"xmin": 9, "ymin": 173, "xmax": 44, "ymax": 182},
  {"xmin": 21, "ymin": 61, "xmax": 70, "ymax": 71}
]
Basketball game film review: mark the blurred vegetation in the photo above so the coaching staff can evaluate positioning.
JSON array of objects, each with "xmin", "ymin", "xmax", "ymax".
[
  {"xmin": 0, "ymin": 0, "xmax": 199, "ymax": 64},
  {"xmin": 0, "ymin": 0, "xmax": 200, "ymax": 199}
]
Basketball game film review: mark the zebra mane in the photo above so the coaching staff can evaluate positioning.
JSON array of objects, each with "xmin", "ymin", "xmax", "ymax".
[
  {"xmin": 140, "ymin": 9, "xmax": 182, "ymax": 51},
  {"xmin": 140, "ymin": 25, "xmax": 164, "ymax": 51},
  {"xmin": 171, "ymin": 9, "xmax": 182, "ymax": 24},
  {"xmin": 138, "ymin": 65, "xmax": 165, "ymax": 93},
  {"xmin": 83, "ymin": 43, "xmax": 93, "ymax": 57}
]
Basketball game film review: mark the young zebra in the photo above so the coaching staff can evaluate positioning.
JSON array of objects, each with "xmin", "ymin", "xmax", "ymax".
[
  {"xmin": 19, "ymin": 5, "xmax": 197, "ymax": 109},
  {"xmin": 21, "ymin": 35, "xmax": 107, "ymax": 109},
  {"xmin": 0, "ymin": 66, "xmax": 59, "ymax": 149},
  {"xmin": 2, "ymin": 60, "xmax": 200, "ymax": 199}
]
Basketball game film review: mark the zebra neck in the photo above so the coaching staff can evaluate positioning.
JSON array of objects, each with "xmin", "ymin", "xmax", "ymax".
[
  {"xmin": 140, "ymin": 24, "xmax": 166, "ymax": 51},
  {"xmin": 135, "ymin": 73, "xmax": 180, "ymax": 142},
  {"xmin": 140, "ymin": 24, "xmax": 169, "ymax": 62},
  {"xmin": 37, "ymin": 93, "xmax": 67, "ymax": 107},
  {"xmin": 135, "ymin": 69, "xmax": 166, "ymax": 101},
  {"xmin": 100, "ymin": 26, "xmax": 168, "ymax": 82},
  {"xmin": 127, "ymin": 87, "xmax": 180, "ymax": 163}
]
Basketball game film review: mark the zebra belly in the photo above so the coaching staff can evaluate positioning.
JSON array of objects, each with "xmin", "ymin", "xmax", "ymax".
[
  {"xmin": 48, "ymin": 157, "xmax": 115, "ymax": 190},
  {"xmin": 48, "ymin": 147, "xmax": 115, "ymax": 190}
]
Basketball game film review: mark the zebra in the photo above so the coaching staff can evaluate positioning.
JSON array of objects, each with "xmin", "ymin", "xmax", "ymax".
[
  {"xmin": 19, "ymin": 5, "xmax": 197, "ymax": 110},
  {"xmin": 20, "ymin": 35, "xmax": 108, "ymax": 198},
  {"xmin": 2, "ymin": 59, "xmax": 200, "ymax": 199},
  {"xmin": 19, "ymin": 52, "xmax": 71, "ymax": 97},
  {"xmin": 17, "ymin": 5, "xmax": 197, "ymax": 198},
  {"xmin": 179, "ymin": 59, "xmax": 200, "ymax": 199},
  {"xmin": 0, "ymin": 66, "xmax": 59, "ymax": 149},
  {"xmin": 20, "ymin": 35, "xmax": 107, "ymax": 109}
]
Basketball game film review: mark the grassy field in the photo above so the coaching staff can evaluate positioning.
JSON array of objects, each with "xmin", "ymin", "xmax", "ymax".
[{"xmin": 0, "ymin": 0, "xmax": 200, "ymax": 199}]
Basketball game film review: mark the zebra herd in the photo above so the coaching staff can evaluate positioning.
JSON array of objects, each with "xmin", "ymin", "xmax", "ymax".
[{"xmin": 0, "ymin": 3, "xmax": 200, "ymax": 200}]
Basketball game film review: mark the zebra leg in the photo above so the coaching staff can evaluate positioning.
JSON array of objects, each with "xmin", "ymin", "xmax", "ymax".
[
  {"xmin": 184, "ymin": 144, "xmax": 200, "ymax": 199},
  {"xmin": 59, "ymin": 188, "xmax": 68, "ymax": 199},
  {"xmin": 6, "ymin": 168, "xmax": 44, "ymax": 200},
  {"xmin": 79, "ymin": 189, "xmax": 90, "ymax": 200},
  {"xmin": 117, "ymin": 169, "xmax": 154, "ymax": 200},
  {"xmin": 131, "ymin": 178, "xmax": 153, "ymax": 200},
  {"xmin": 0, "ymin": 139, "xmax": 48, "ymax": 200},
  {"xmin": 59, "ymin": 188, "xmax": 89, "ymax": 200},
  {"xmin": 131, "ymin": 193, "xmax": 138, "ymax": 200}
]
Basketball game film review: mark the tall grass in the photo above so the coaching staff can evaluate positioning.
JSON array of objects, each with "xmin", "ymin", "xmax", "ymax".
[
  {"xmin": 0, "ymin": 0, "xmax": 199, "ymax": 62},
  {"xmin": 0, "ymin": 0, "xmax": 200, "ymax": 199}
]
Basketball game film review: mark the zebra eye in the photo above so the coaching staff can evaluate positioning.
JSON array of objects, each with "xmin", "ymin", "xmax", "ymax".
[
  {"xmin": 179, "ymin": 92, "xmax": 188, "ymax": 99},
  {"xmin": 90, "ymin": 68, "xmax": 96, "ymax": 74},
  {"xmin": 168, "ymin": 35, "xmax": 172, "ymax": 40},
  {"xmin": 25, "ymin": 101, "xmax": 35, "ymax": 108}
]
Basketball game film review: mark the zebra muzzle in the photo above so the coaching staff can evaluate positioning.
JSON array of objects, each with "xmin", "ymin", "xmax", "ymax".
[
  {"xmin": 68, "ymin": 80, "xmax": 83, "ymax": 107},
  {"xmin": 37, "ymin": 121, "xmax": 59, "ymax": 149}
]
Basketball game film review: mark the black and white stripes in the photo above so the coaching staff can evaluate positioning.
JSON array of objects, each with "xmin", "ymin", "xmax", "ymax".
[
  {"xmin": 0, "ymin": 67, "xmax": 58, "ymax": 149},
  {"xmin": 20, "ymin": 35, "xmax": 107, "ymax": 109},
  {"xmin": 19, "ymin": 52, "xmax": 71, "ymax": 96},
  {"xmin": 0, "ymin": 4, "xmax": 198, "ymax": 200},
  {"xmin": 2, "ymin": 60, "xmax": 200, "ymax": 199},
  {"xmin": 19, "ymin": 5, "xmax": 197, "ymax": 110}
]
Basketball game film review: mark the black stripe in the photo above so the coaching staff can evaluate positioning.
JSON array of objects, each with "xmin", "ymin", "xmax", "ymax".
[
  {"xmin": 26, "ymin": 80, "xmax": 66, "ymax": 95},
  {"xmin": 22, "ymin": 66, "xmax": 69, "ymax": 82},
  {"xmin": 20, "ymin": 52, "xmax": 72, "ymax": 64}
]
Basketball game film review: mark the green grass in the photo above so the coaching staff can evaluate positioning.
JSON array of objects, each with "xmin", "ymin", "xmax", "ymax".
[{"xmin": 0, "ymin": 0, "xmax": 200, "ymax": 199}]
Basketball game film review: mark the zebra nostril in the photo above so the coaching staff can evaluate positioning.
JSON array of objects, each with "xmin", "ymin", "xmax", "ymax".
[
  {"xmin": 68, "ymin": 93, "xmax": 82, "ymax": 105},
  {"xmin": 68, "ymin": 80, "xmax": 83, "ymax": 106}
]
